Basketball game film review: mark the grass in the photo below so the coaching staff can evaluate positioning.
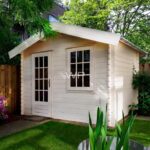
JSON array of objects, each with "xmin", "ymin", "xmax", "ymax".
[
  {"xmin": 0, "ymin": 121, "xmax": 88, "ymax": 150},
  {"xmin": 107, "ymin": 119, "xmax": 150, "ymax": 146},
  {"xmin": 0, "ymin": 119, "xmax": 149, "ymax": 150},
  {"xmin": 130, "ymin": 119, "xmax": 150, "ymax": 146}
]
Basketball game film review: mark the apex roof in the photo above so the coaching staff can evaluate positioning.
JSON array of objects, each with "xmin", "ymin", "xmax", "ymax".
[{"xmin": 9, "ymin": 22, "xmax": 145, "ymax": 59}]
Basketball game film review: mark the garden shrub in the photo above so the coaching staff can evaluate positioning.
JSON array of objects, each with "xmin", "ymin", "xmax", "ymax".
[
  {"xmin": 132, "ymin": 71, "xmax": 150, "ymax": 116},
  {"xmin": 0, "ymin": 96, "xmax": 9, "ymax": 123}
]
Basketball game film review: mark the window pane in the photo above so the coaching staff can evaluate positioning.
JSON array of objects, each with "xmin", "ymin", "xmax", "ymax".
[
  {"xmin": 40, "ymin": 57, "xmax": 43, "ymax": 67},
  {"xmin": 35, "ymin": 91, "xmax": 38, "ymax": 101},
  {"xmin": 40, "ymin": 80, "xmax": 43, "ymax": 90},
  {"xmin": 84, "ymin": 50, "xmax": 90, "ymax": 62},
  {"xmin": 44, "ymin": 56, "xmax": 48, "ymax": 67},
  {"xmin": 35, "ymin": 69, "xmax": 38, "ymax": 78},
  {"xmin": 44, "ymin": 80, "xmax": 48, "ymax": 90},
  {"xmin": 35, "ymin": 57, "xmax": 38, "ymax": 67},
  {"xmin": 44, "ymin": 91, "xmax": 48, "ymax": 102},
  {"xmin": 35, "ymin": 80, "xmax": 38, "ymax": 90},
  {"xmin": 77, "ymin": 51, "xmax": 82, "ymax": 62},
  {"xmin": 71, "ymin": 64, "xmax": 76, "ymax": 75},
  {"xmin": 84, "ymin": 76, "xmax": 90, "ymax": 87},
  {"xmin": 84, "ymin": 63, "xmax": 90, "ymax": 74},
  {"xmin": 40, "ymin": 68, "xmax": 43, "ymax": 78},
  {"xmin": 77, "ymin": 76, "xmax": 82, "ymax": 87},
  {"xmin": 71, "ymin": 52, "xmax": 76, "ymax": 63},
  {"xmin": 77, "ymin": 64, "xmax": 82, "ymax": 74},
  {"xmin": 44, "ymin": 68, "xmax": 48, "ymax": 78},
  {"xmin": 70, "ymin": 76, "xmax": 76, "ymax": 87},
  {"xmin": 40, "ymin": 91, "xmax": 43, "ymax": 101}
]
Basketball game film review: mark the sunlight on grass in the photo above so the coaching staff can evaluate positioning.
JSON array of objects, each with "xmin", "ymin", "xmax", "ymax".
[{"xmin": 0, "ymin": 119, "xmax": 149, "ymax": 150}]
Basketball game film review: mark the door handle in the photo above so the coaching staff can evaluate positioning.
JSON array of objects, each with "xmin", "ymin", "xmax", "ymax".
[{"xmin": 49, "ymin": 79, "xmax": 50, "ymax": 87}]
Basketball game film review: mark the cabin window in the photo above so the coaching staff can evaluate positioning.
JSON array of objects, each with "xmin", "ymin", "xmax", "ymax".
[{"xmin": 68, "ymin": 47, "xmax": 93, "ymax": 90}]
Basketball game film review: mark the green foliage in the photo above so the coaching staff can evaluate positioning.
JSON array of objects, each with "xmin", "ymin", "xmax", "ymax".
[
  {"xmin": 89, "ymin": 108, "xmax": 136, "ymax": 150},
  {"xmin": 130, "ymin": 119, "xmax": 150, "ymax": 146},
  {"xmin": 132, "ymin": 72, "xmax": 150, "ymax": 116},
  {"xmin": 61, "ymin": 0, "xmax": 150, "ymax": 53},
  {"xmin": 61, "ymin": 0, "xmax": 111, "ymax": 30},
  {"xmin": 0, "ymin": 0, "xmax": 55, "ymax": 64},
  {"xmin": 115, "ymin": 114, "xmax": 135, "ymax": 150},
  {"xmin": 89, "ymin": 107, "xmax": 113, "ymax": 150}
]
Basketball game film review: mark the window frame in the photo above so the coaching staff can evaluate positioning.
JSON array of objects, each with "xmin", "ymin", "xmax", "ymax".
[{"xmin": 67, "ymin": 46, "xmax": 94, "ymax": 91}]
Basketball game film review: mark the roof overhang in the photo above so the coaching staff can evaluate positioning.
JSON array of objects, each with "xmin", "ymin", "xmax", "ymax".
[
  {"xmin": 52, "ymin": 23, "xmax": 121, "ymax": 45},
  {"xmin": 120, "ymin": 38, "xmax": 146, "ymax": 55},
  {"xmin": 9, "ymin": 33, "xmax": 44, "ymax": 59},
  {"xmin": 8, "ymin": 22, "xmax": 145, "ymax": 59}
]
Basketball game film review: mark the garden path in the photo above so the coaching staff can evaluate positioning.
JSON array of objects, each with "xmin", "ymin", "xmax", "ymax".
[{"xmin": 0, "ymin": 116, "xmax": 50, "ymax": 138}]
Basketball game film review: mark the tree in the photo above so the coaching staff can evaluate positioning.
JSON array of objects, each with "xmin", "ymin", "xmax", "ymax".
[
  {"xmin": 61, "ymin": 0, "xmax": 111, "ymax": 30},
  {"xmin": 110, "ymin": 0, "xmax": 150, "ymax": 52},
  {"xmin": 61, "ymin": 0, "xmax": 150, "ymax": 53},
  {"xmin": 0, "ymin": 0, "xmax": 55, "ymax": 64}
]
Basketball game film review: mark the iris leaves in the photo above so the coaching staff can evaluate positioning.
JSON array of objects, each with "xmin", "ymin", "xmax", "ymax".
[
  {"xmin": 89, "ymin": 107, "xmax": 113, "ymax": 150},
  {"xmin": 88, "ymin": 108, "xmax": 135, "ymax": 150}
]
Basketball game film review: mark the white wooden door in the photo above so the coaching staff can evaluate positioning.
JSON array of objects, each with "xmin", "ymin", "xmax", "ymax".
[{"xmin": 32, "ymin": 52, "xmax": 52, "ymax": 117}]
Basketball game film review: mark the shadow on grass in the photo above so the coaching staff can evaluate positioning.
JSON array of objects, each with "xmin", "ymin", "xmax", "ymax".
[
  {"xmin": 0, "ymin": 119, "xmax": 149, "ymax": 150},
  {"xmin": 0, "ymin": 121, "xmax": 88, "ymax": 150}
]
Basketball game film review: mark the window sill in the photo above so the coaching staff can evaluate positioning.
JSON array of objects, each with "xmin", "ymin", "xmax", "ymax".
[{"xmin": 67, "ymin": 87, "xmax": 94, "ymax": 91}]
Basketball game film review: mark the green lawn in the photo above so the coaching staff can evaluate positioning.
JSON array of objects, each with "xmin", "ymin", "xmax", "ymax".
[
  {"xmin": 0, "ymin": 119, "xmax": 149, "ymax": 150},
  {"xmin": 130, "ymin": 119, "xmax": 150, "ymax": 146}
]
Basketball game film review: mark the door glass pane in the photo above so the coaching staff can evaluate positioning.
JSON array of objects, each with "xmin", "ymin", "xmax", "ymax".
[
  {"xmin": 44, "ymin": 56, "xmax": 48, "ymax": 67},
  {"xmin": 77, "ymin": 51, "xmax": 82, "ymax": 62},
  {"xmin": 84, "ymin": 63, "xmax": 90, "ymax": 74},
  {"xmin": 40, "ymin": 91, "xmax": 43, "ymax": 101},
  {"xmin": 44, "ymin": 68, "xmax": 48, "ymax": 78},
  {"xmin": 44, "ymin": 80, "xmax": 48, "ymax": 90},
  {"xmin": 71, "ymin": 52, "xmax": 76, "ymax": 63},
  {"xmin": 35, "ymin": 91, "xmax": 38, "ymax": 101},
  {"xmin": 35, "ymin": 69, "xmax": 38, "ymax": 78},
  {"xmin": 40, "ymin": 68, "xmax": 43, "ymax": 78},
  {"xmin": 84, "ymin": 50, "xmax": 90, "ymax": 62},
  {"xmin": 40, "ymin": 80, "xmax": 43, "ymax": 90},
  {"xmin": 84, "ymin": 75, "xmax": 90, "ymax": 87},
  {"xmin": 34, "ymin": 55, "xmax": 49, "ymax": 102},
  {"xmin": 44, "ymin": 91, "xmax": 48, "ymax": 102},
  {"xmin": 40, "ymin": 57, "xmax": 43, "ymax": 67},
  {"xmin": 35, "ymin": 57, "xmax": 38, "ymax": 67},
  {"xmin": 70, "ymin": 76, "xmax": 76, "ymax": 87},
  {"xmin": 35, "ymin": 80, "xmax": 38, "ymax": 90},
  {"xmin": 77, "ymin": 76, "xmax": 82, "ymax": 87}
]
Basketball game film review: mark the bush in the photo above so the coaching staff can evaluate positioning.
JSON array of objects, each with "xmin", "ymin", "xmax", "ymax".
[
  {"xmin": 132, "ymin": 72, "xmax": 150, "ymax": 116},
  {"xmin": 0, "ymin": 96, "xmax": 9, "ymax": 123}
]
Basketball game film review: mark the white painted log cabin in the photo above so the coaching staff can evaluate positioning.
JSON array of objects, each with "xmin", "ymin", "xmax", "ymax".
[{"xmin": 9, "ymin": 23, "xmax": 144, "ymax": 126}]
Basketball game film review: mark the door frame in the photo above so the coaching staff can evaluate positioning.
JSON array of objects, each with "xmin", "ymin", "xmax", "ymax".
[{"xmin": 31, "ymin": 51, "xmax": 52, "ymax": 117}]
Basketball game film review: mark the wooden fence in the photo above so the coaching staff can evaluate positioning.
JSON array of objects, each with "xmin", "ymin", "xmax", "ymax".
[
  {"xmin": 0, "ymin": 65, "xmax": 20, "ymax": 114},
  {"xmin": 140, "ymin": 63, "xmax": 150, "ymax": 74}
]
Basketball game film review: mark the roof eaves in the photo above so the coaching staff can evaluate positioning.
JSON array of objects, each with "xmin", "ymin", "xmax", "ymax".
[
  {"xmin": 9, "ymin": 33, "xmax": 43, "ymax": 59},
  {"xmin": 51, "ymin": 23, "xmax": 121, "ymax": 46},
  {"xmin": 120, "ymin": 37, "xmax": 146, "ymax": 55}
]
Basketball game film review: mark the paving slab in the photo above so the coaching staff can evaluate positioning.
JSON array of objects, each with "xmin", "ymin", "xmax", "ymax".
[{"xmin": 0, "ymin": 116, "xmax": 50, "ymax": 138}]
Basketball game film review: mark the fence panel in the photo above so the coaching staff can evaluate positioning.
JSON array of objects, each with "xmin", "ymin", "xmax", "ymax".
[
  {"xmin": 0, "ymin": 65, "xmax": 20, "ymax": 114},
  {"xmin": 140, "ymin": 64, "xmax": 150, "ymax": 74}
]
